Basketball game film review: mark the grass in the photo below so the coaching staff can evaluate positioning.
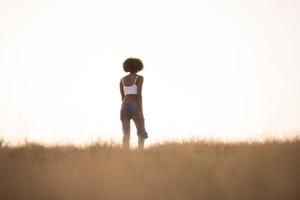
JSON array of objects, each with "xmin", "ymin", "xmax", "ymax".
[{"xmin": 0, "ymin": 139, "xmax": 299, "ymax": 200}]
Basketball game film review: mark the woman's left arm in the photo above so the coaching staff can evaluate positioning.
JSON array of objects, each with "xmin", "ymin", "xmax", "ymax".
[{"xmin": 120, "ymin": 78, "xmax": 125, "ymax": 101}]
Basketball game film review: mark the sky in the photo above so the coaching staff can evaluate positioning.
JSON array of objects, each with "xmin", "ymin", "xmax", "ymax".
[{"xmin": 0, "ymin": 0, "xmax": 300, "ymax": 146}]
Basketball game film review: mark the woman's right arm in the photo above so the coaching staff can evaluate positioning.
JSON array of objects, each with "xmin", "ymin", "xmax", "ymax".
[{"xmin": 136, "ymin": 76, "xmax": 144, "ymax": 119}]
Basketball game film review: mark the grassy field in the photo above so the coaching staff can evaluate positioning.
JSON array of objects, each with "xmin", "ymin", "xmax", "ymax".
[{"xmin": 0, "ymin": 139, "xmax": 299, "ymax": 200}]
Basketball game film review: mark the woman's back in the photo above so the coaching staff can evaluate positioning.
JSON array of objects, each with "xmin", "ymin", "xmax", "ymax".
[
  {"xmin": 121, "ymin": 73, "xmax": 143, "ymax": 103},
  {"xmin": 122, "ymin": 74, "xmax": 139, "ymax": 86}
]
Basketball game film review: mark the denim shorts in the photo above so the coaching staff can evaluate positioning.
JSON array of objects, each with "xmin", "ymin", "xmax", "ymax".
[{"xmin": 120, "ymin": 101, "xmax": 148, "ymax": 139}]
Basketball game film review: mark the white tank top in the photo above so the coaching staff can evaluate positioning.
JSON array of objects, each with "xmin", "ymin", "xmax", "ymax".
[{"xmin": 122, "ymin": 75, "xmax": 139, "ymax": 95}]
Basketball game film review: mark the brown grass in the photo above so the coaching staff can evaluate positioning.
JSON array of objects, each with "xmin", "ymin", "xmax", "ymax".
[{"xmin": 0, "ymin": 139, "xmax": 299, "ymax": 200}]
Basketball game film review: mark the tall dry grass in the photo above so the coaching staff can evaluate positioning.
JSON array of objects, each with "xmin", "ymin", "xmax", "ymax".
[{"xmin": 0, "ymin": 139, "xmax": 299, "ymax": 200}]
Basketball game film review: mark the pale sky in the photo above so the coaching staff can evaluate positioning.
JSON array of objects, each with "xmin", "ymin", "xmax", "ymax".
[{"xmin": 0, "ymin": 0, "xmax": 299, "ymax": 145}]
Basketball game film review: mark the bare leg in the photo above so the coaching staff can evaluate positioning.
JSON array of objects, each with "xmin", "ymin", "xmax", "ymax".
[
  {"xmin": 138, "ymin": 136, "xmax": 145, "ymax": 150},
  {"xmin": 133, "ymin": 117, "xmax": 147, "ymax": 150},
  {"xmin": 121, "ymin": 118, "xmax": 130, "ymax": 150}
]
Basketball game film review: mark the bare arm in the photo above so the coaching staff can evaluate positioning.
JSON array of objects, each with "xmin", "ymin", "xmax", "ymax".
[
  {"xmin": 120, "ymin": 78, "xmax": 125, "ymax": 101},
  {"xmin": 136, "ymin": 76, "xmax": 144, "ymax": 119}
]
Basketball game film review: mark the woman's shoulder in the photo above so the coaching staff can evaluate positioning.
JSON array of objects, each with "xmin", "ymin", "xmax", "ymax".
[
  {"xmin": 121, "ymin": 74, "xmax": 144, "ymax": 83},
  {"xmin": 122, "ymin": 74, "xmax": 144, "ymax": 79},
  {"xmin": 136, "ymin": 75, "xmax": 144, "ymax": 82},
  {"xmin": 121, "ymin": 75, "xmax": 130, "ymax": 81},
  {"xmin": 136, "ymin": 74, "xmax": 143, "ymax": 79}
]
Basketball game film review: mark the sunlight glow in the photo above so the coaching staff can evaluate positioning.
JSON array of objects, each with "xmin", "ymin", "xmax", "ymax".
[{"xmin": 0, "ymin": 0, "xmax": 299, "ymax": 145}]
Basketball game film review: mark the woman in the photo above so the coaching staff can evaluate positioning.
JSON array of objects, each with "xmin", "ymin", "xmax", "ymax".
[{"xmin": 120, "ymin": 58, "xmax": 148, "ymax": 150}]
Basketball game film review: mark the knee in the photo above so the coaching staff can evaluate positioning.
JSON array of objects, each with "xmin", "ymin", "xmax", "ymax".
[{"xmin": 138, "ymin": 131, "xmax": 148, "ymax": 139}]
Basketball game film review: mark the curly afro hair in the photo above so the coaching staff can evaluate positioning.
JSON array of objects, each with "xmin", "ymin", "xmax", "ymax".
[{"xmin": 123, "ymin": 58, "xmax": 144, "ymax": 73}]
